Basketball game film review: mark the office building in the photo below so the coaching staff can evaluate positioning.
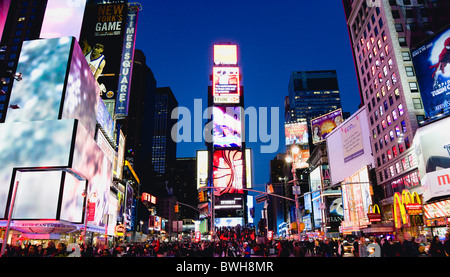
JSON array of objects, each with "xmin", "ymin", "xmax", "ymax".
[{"xmin": 342, "ymin": 0, "xmax": 450, "ymax": 219}]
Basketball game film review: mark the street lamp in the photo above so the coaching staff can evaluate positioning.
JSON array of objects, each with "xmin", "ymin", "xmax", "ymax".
[{"xmin": 285, "ymin": 145, "xmax": 302, "ymax": 241}]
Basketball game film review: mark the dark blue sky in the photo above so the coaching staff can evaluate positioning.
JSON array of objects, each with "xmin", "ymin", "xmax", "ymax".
[{"xmin": 134, "ymin": 0, "xmax": 361, "ymax": 215}]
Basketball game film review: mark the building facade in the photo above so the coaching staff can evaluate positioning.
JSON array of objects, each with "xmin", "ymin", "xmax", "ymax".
[{"xmin": 342, "ymin": 0, "xmax": 450, "ymax": 230}]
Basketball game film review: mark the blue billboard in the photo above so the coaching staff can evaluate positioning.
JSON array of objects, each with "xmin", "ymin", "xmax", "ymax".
[{"xmin": 412, "ymin": 27, "xmax": 450, "ymax": 119}]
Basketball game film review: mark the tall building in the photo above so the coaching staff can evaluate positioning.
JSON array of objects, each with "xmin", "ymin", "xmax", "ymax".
[
  {"xmin": 286, "ymin": 70, "xmax": 343, "ymax": 124},
  {"xmin": 0, "ymin": 0, "xmax": 48, "ymax": 122},
  {"xmin": 342, "ymin": 0, "xmax": 450, "ymax": 218}
]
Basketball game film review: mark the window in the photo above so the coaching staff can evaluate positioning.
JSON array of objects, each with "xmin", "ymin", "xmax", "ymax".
[
  {"xmin": 380, "ymin": 139, "xmax": 384, "ymax": 149},
  {"xmin": 383, "ymin": 65, "xmax": 388, "ymax": 76},
  {"xmin": 398, "ymin": 37, "xmax": 407, "ymax": 46},
  {"xmin": 409, "ymin": 82, "xmax": 418, "ymax": 92},
  {"xmin": 395, "ymin": 23, "xmax": 404, "ymax": 32},
  {"xmin": 399, "ymin": 143, "xmax": 404, "ymax": 153},
  {"xmin": 402, "ymin": 52, "xmax": 411, "ymax": 61},
  {"xmin": 405, "ymin": 137, "xmax": 411, "ymax": 149},
  {"xmin": 405, "ymin": 66, "xmax": 415, "ymax": 77},
  {"xmin": 377, "ymin": 39, "xmax": 382, "ymax": 49},
  {"xmin": 392, "ymin": 73, "xmax": 397, "ymax": 84},
  {"xmin": 389, "ymin": 94, "xmax": 394, "ymax": 105},
  {"xmin": 395, "ymin": 125, "xmax": 401, "ymax": 137},
  {"xmin": 387, "ymin": 115, "xmax": 392, "ymax": 125},
  {"xmin": 390, "ymin": 130, "xmax": 395, "ymax": 141},
  {"xmin": 401, "ymin": 120, "xmax": 407, "ymax": 133},
  {"xmin": 394, "ymin": 88, "xmax": 400, "ymax": 99},
  {"xmin": 398, "ymin": 104, "xmax": 404, "ymax": 115},
  {"xmin": 413, "ymin": 98, "xmax": 423, "ymax": 109},
  {"xmin": 382, "ymin": 119, "xmax": 386, "ymax": 129},
  {"xmin": 385, "ymin": 134, "xmax": 389, "ymax": 145},
  {"xmin": 384, "ymin": 100, "xmax": 389, "ymax": 111},
  {"xmin": 387, "ymin": 150, "xmax": 393, "ymax": 160},
  {"xmin": 392, "ymin": 110, "xmax": 398, "ymax": 121},
  {"xmin": 388, "ymin": 58, "xmax": 394, "ymax": 69},
  {"xmin": 386, "ymin": 79, "xmax": 392, "ymax": 91},
  {"xmin": 379, "ymin": 105, "xmax": 384, "ymax": 116},
  {"xmin": 393, "ymin": 146, "xmax": 398, "ymax": 157},
  {"xmin": 385, "ymin": 45, "xmax": 390, "ymax": 55}
]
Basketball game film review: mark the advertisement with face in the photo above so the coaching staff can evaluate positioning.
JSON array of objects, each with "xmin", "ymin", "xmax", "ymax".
[
  {"xmin": 325, "ymin": 195, "xmax": 344, "ymax": 230},
  {"xmin": 311, "ymin": 109, "xmax": 343, "ymax": 144},
  {"xmin": 213, "ymin": 150, "xmax": 244, "ymax": 195},
  {"xmin": 213, "ymin": 106, "xmax": 242, "ymax": 148},
  {"xmin": 79, "ymin": 0, "xmax": 128, "ymax": 97},
  {"xmin": 213, "ymin": 67, "xmax": 240, "ymax": 103},
  {"xmin": 412, "ymin": 27, "xmax": 450, "ymax": 118},
  {"xmin": 285, "ymin": 121, "xmax": 308, "ymax": 146}
]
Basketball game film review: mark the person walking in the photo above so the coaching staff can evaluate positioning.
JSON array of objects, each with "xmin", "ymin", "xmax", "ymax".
[
  {"xmin": 352, "ymin": 238, "xmax": 359, "ymax": 257},
  {"xmin": 443, "ymin": 233, "xmax": 450, "ymax": 257},
  {"xmin": 293, "ymin": 241, "xmax": 305, "ymax": 257},
  {"xmin": 359, "ymin": 237, "xmax": 369, "ymax": 257},
  {"xmin": 401, "ymin": 232, "xmax": 419, "ymax": 257},
  {"xmin": 429, "ymin": 235, "xmax": 445, "ymax": 257}
]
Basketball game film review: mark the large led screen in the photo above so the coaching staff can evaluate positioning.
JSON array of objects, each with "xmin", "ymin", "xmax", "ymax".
[
  {"xmin": 0, "ymin": 119, "xmax": 75, "ymax": 217},
  {"xmin": 0, "ymin": 0, "xmax": 11, "ymax": 41},
  {"xmin": 412, "ymin": 27, "xmax": 450, "ymax": 119},
  {"xmin": 311, "ymin": 109, "xmax": 343, "ymax": 144},
  {"xmin": 213, "ymin": 67, "xmax": 240, "ymax": 103},
  {"xmin": 6, "ymin": 37, "xmax": 72, "ymax": 123},
  {"xmin": 213, "ymin": 106, "xmax": 242, "ymax": 148},
  {"xmin": 285, "ymin": 121, "xmax": 308, "ymax": 145},
  {"xmin": 40, "ymin": 0, "xmax": 87, "ymax": 41},
  {"xmin": 197, "ymin": 150, "xmax": 208, "ymax": 189},
  {"xmin": 214, "ymin": 45, "xmax": 237, "ymax": 65},
  {"xmin": 213, "ymin": 150, "xmax": 244, "ymax": 195},
  {"xmin": 60, "ymin": 172, "xmax": 86, "ymax": 223},
  {"xmin": 341, "ymin": 166, "xmax": 372, "ymax": 226}
]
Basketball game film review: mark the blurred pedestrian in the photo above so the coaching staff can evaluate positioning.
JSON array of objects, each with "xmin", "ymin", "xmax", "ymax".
[
  {"xmin": 54, "ymin": 242, "xmax": 69, "ymax": 257},
  {"xmin": 429, "ymin": 235, "xmax": 445, "ymax": 257},
  {"xmin": 45, "ymin": 241, "xmax": 57, "ymax": 257},
  {"xmin": 401, "ymin": 232, "xmax": 419, "ymax": 257},
  {"xmin": 443, "ymin": 233, "xmax": 450, "ymax": 257},
  {"xmin": 293, "ymin": 241, "xmax": 305, "ymax": 257},
  {"xmin": 25, "ymin": 245, "xmax": 40, "ymax": 257}
]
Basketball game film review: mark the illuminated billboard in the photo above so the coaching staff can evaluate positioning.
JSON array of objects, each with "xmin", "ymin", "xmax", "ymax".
[
  {"xmin": 213, "ymin": 67, "xmax": 240, "ymax": 104},
  {"xmin": 285, "ymin": 121, "xmax": 308, "ymax": 145},
  {"xmin": 7, "ymin": 37, "xmax": 99, "ymax": 137},
  {"xmin": 311, "ymin": 109, "xmax": 343, "ymax": 144},
  {"xmin": 213, "ymin": 150, "xmax": 244, "ymax": 195},
  {"xmin": 412, "ymin": 27, "xmax": 450, "ymax": 119},
  {"xmin": 0, "ymin": 0, "xmax": 11, "ymax": 41},
  {"xmin": 197, "ymin": 150, "xmax": 208, "ymax": 189},
  {"xmin": 245, "ymin": 148, "xmax": 253, "ymax": 189},
  {"xmin": 213, "ymin": 106, "xmax": 242, "ymax": 148},
  {"xmin": 214, "ymin": 45, "xmax": 237, "ymax": 65},
  {"xmin": 40, "ymin": 0, "xmax": 87, "ymax": 41}
]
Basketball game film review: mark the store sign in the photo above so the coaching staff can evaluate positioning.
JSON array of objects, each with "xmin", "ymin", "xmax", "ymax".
[
  {"xmin": 405, "ymin": 203, "xmax": 423, "ymax": 215},
  {"xmin": 423, "ymin": 199, "xmax": 450, "ymax": 219},
  {"xmin": 115, "ymin": 224, "xmax": 125, "ymax": 236}
]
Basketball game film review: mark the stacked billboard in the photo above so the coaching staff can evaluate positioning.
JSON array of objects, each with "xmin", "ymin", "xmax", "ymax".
[{"xmin": 205, "ymin": 44, "xmax": 250, "ymax": 226}]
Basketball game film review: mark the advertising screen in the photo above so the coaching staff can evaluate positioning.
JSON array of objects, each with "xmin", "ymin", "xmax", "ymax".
[
  {"xmin": 60, "ymin": 172, "xmax": 86, "ymax": 223},
  {"xmin": 0, "ymin": 0, "xmax": 11, "ymax": 41},
  {"xmin": 285, "ymin": 121, "xmax": 308, "ymax": 145},
  {"xmin": 213, "ymin": 150, "xmax": 244, "ymax": 195},
  {"xmin": 6, "ymin": 37, "xmax": 72, "ymax": 123},
  {"xmin": 125, "ymin": 183, "xmax": 134, "ymax": 230},
  {"xmin": 214, "ymin": 45, "xmax": 237, "ymax": 65},
  {"xmin": 79, "ymin": 0, "xmax": 128, "ymax": 99},
  {"xmin": 325, "ymin": 195, "xmax": 344, "ymax": 230},
  {"xmin": 197, "ymin": 150, "xmax": 208, "ymax": 189},
  {"xmin": 327, "ymin": 107, "xmax": 374, "ymax": 186},
  {"xmin": 412, "ymin": 27, "xmax": 450, "ymax": 118},
  {"xmin": 97, "ymin": 97, "xmax": 115, "ymax": 142},
  {"xmin": 0, "ymin": 119, "xmax": 75, "ymax": 217},
  {"xmin": 311, "ymin": 109, "xmax": 343, "ymax": 144},
  {"xmin": 213, "ymin": 67, "xmax": 240, "ymax": 104},
  {"xmin": 213, "ymin": 106, "xmax": 242, "ymax": 148},
  {"xmin": 40, "ymin": 0, "xmax": 87, "ymax": 41},
  {"xmin": 341, "ymin": 166, "xmax": 372, "ymax": 226},
  {"xmin": 288, "ymin": 144, "xmax": 310, "ymax": 170},
  {"xmin": 245, "ymin": 148, "xmax": 253, "ymax": 189}
]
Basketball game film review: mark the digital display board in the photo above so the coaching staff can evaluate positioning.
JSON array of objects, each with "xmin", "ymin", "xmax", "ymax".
[
  {"xmin": 311, "ymin": 109, "xmax": 343, "ymax": 144},
  {"xmin": 40, "ymin": 0, "xmax": 87, "ymax": 41},
  {"xmin": 197, "ymin": 150, "xmax": 208, "ymax": 189},
  {"xmin": 214, "ymin": 45, "xmax": 237, "ymax": 65},
  {"xmin": 0, "ymin": 0, "xmax": 11, "ymax": 41},
  {"xmin": 412, "ymin": 27, "xmax": 450, "ymax": 119},
  {"xmin": 213, "ymin": 106, "xmax": 242, "ymax": 148},
  {"xmin": 285, "ymin": 121, "xmax": 308, "ymax": 145},
  {"xmin": 213, "ymin": 67, "xmax": 240, "ymax": 103},
  {"xmin": 213, "ymin": 150, "xmax": 244, "ymax": 195}
]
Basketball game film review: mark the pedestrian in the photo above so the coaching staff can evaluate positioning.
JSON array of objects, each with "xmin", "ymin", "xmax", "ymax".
[
  {"xmin": 443, "ymin": 233, "xmax": 450, "ymax": 257},
  {"xmin": 36, "ymin": 245, "xmax": 44, "ymax": 257},
  {"xmin": 359, "ymin": 237, "xmax": 369, "ymax": 257},
  {"xmin": 352, "ymin": 238, "xmax": 359, "ymax": 257},
  {"xmin": 277, "ymin": 241, "xmax": 290, "ymax": 257},
  {"xmin": 336, "ymin": 240, "xmax": 344, "ymax": 257},
  {"xmin": 429, "ymin": 235, "xmax": 445, "ymax": 257},
  {"xmin": 293, "ymin": 241, "xmax": 305, "ymax": 257},
  {"xmin": 401, "ymin": 232, "xmax": 419, "ymax": 257},
  {"xmin": 100, "ymin": 248, "xmax": 111, "ymax": 257},
  {"xmin": 243, "ymin": 242, "xmax": 251, "ymax": 257},
  {"xmin": 367, "ymin": 238, "xmax": 381, "ymax": 257},
  {"xmin": 54, "ymin": 242, "xmax": 69, "ymax": 257},
  {"xmin": 25, "ymin": 245, "xmax": 40, "ymax": 257},
  {"xmin": 45, "ymin": 241, "xmax": 57, "ymax": 257}
]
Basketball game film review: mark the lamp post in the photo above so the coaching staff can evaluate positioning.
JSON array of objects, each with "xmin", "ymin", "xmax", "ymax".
[{"xmin": 285, "ymin": 145, "xmax": 302, "ymax": 241}]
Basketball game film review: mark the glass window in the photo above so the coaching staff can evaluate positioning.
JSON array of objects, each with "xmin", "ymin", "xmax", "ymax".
[{"xmin": 398, "ymin": 104, "xmax": 404, "ymax": 115}]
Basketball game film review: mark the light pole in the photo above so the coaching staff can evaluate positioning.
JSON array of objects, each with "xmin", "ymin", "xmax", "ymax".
[{"xmin": 285, "ymin": 145, "xmax": 302, "ymax": 241}]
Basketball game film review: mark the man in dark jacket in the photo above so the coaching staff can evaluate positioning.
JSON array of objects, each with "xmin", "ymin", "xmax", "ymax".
[{"xmin": 401, "ymin": 232, "xmax": 419, "ymax": 257}]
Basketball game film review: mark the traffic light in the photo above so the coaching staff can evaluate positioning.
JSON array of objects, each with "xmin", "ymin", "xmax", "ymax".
[
  {"xmin": 175, "ymin": 203, "xmax": 179, "ymax": 213},
  {"xmin": 198, "ymin": 191, "xmax": 204, "ymax": 202}
]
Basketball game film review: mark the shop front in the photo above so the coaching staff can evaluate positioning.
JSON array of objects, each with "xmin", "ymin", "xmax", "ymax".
[{"xmin": 423, "ymin": 199, "xmax": 450, "ymax": 240}]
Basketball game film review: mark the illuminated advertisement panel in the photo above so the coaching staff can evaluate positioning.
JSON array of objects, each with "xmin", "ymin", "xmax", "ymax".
[
  {"xmin": 412, "ymin": 27, "xmax": 450, "ymax": 119},
  {"xmin": 97, "ymin": 97, "xmax": 115, "ymax": 142},
  {"xmin": 311, "ymin": 109, "xmax": 343, "ymax": 144},
  {"xmin": 213, "ymin": 67, "xmax": 240, "ymax": 104},
  {"xmin": 213, "ymin": 150, "xmax": 244, "ymax": 195},
  {"xmin": 40, "ymin": 0, "xmax": 87, "ymax": 41},
  {"xmin": 213, "ymin": 106, "xmax": 242, "ymax": 148},
  {"xmin": 288, "ymin": 144, "xmax": 310, "ymax": 170},
  {"xmin": 245, "ymin": 148, "xmax": 253, "ymax": 189},
  {"xmin": 285, "ymin": 121, "xmax": 308, "ymax": 145},
  {"xmin": 214, "ymin": 45, "xmax": 237, "ymax": 65},
  {"xmin": 79, "ymin": 1, "xmax": 128, "ymax": 99},
  {"xmin": 325, "ymin": 195, "xmax": 344, "ymax": 231},
  {"xmin": 197, "ymin": 150, "xmax": 208, "ymax": 189},
  {"xmin": 114, "ymin": 3, "xmax": 139, "ymax": 118},
  {"xmin": 6, "ymin": 37, "xmax": 72, "ymax": 123},
  {"xmin": 0, "ymin": 119, "xmax": 75, "ymax": 217},
  {"xmin": 125, "ymin": 183, "xmax": 134, "ymax": 230}
]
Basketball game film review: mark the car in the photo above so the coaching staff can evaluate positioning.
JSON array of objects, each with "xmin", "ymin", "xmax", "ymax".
[{"xmin": 342, "ymin": 241, "xmax": 354, "ymax": 253}]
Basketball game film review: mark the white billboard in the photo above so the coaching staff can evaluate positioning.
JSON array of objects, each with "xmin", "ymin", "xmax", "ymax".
[{"xmin": 326, "ymin": 107, "xmax": 374, "ymax": 186}]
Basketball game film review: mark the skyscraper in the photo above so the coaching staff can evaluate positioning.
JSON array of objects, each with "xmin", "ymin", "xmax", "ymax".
[
  {"xmin": 342, "ymin": 0, "xmax": 450, "ymax": 209},
  {"xmin": 286, "ymin": 70, "xmax": 343, "ymax": 124}
]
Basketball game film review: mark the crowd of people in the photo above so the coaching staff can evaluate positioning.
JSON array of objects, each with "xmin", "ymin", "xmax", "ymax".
[{"xmin": 1, "ymin": 230, "xmax": 450, "ymax": 258}]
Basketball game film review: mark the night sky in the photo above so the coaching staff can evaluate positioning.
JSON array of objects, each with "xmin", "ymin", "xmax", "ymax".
[{"xmin": 134, "ymin": 0, "xmax": 361, "ymax": 221}]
